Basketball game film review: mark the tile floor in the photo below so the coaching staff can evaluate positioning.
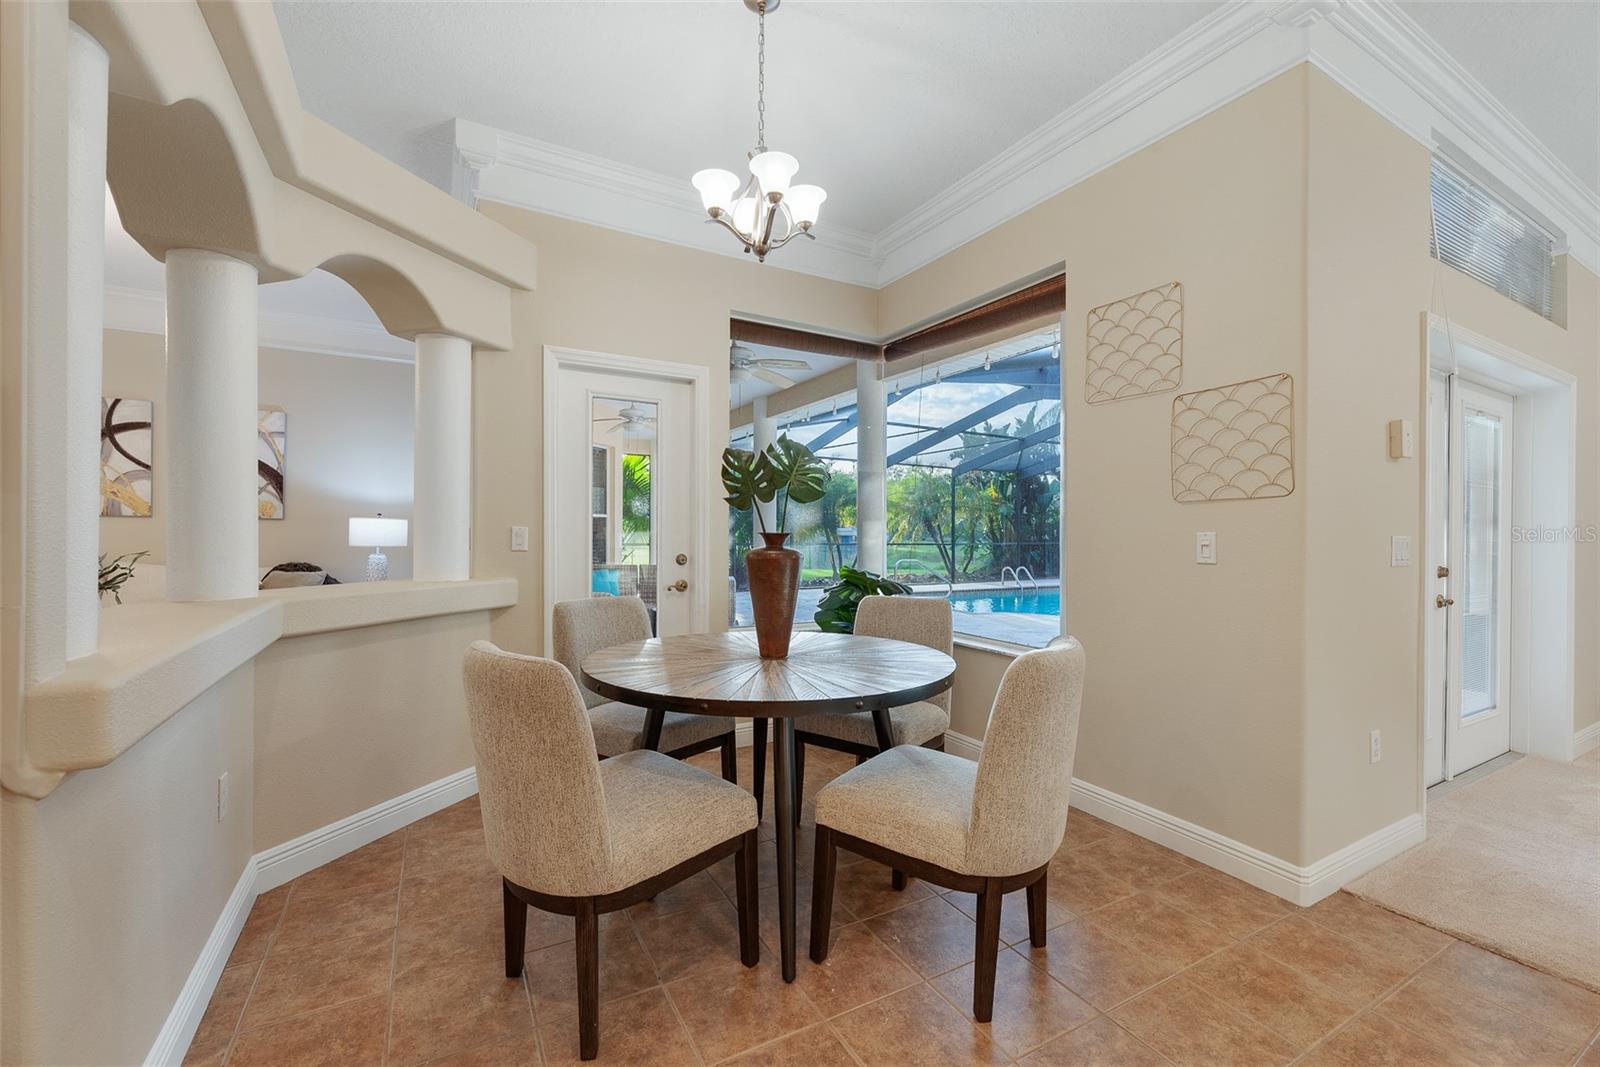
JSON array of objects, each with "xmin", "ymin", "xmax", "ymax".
[{"xmin": 186, "ymin": 746, "xmax": 1600, "ymax": 1066}]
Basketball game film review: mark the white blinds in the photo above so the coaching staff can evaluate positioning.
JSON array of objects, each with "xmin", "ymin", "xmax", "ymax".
[{"xmin": 1429, "ymin": 158, "xmax": 1556, "ymax": 320}]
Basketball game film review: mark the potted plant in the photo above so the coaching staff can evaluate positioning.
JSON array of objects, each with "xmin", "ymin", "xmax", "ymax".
[
  {"xmin": 812, "ymin": 566, "xmax": 913, "ymax": 633},
  {"xmin": 721, "ymin": 436, "xmax": 825, "ymax": 658},
  {"xmin": 98, "ymin": 550, "xmax": 148, "ymax": 605}
]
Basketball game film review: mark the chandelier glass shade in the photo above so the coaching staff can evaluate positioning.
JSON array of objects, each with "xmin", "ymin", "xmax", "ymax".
[{"xmin": 690, "ymin": 0, "xmax": 825, "ymax": 262}]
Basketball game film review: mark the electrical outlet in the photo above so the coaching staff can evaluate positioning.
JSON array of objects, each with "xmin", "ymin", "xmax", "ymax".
[
  {"xmin": 510, "ymin": 525, "xmax": 529, "ymax": 552},
  {"xmin": 217, "ymin": 772, "xmax": 230, "ymax": 821},
  {"xmin": 1369, "ymin": 730, "xmax": 1382, "ymax": 764}
]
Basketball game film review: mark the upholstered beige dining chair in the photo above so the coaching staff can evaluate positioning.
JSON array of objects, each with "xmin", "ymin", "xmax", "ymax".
[
  {"xmin": 809, "ymin": 637, "xmax": 1084, "ymax": 1023},
  {"xmin": 553, "ymin": 596, "xmax": 738, "ymax": 781},
  {"xmin": 462, "ymin": 642, "xmax": 759, "ymax": 1062},
  {"xmin": 754, "ymin": 595, "xmax": 953, "ymax": 823}
]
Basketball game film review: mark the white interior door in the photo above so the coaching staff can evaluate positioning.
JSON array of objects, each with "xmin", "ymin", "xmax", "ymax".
[
  {"xmin": 1431, "ymin": 375, "xmax": 1515, "ymax": 780},
  {"xmin": 551, "ymin": 364, "xmax": 697, "ymax": 642}
]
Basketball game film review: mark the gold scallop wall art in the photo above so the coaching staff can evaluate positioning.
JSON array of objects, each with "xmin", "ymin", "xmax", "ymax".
[
  {"xmin": 1170, "ymin": 373, "xmax": 1295, "ymax": 502},
  {"xmin": 1085, "ymin": 281, "xmax": 1184, "ymax": 404}
]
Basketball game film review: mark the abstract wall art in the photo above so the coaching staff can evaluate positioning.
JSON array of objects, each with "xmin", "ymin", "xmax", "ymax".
[
  {"xmin": 100, "ymin": 397, "xmax": 153, "ymax": 517},
  {"xmin": 1086, "ymin": 281, "xmax": 1183, "ymax": 404},
  {"xmin": 1171, "ymin": 373, "xmax": 1294, "ymax": 502},
  {"xmin": 257, "ymin": 406, "xmax": 286, "ymax": 519}
]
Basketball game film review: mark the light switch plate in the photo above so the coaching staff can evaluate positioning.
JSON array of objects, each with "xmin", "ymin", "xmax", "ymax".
[
  {"xmin": 1390, "ymin": 535, "xmax": 1411, "ymax": 567},
  {"xmin": 1195, "ymin": 531, "xmax": 1217, "ymax": 565},
  {"xmin": 510, "ymin": 526, "xmax": 529, "ymax": 552},
  {"xmin": 1387, "ymin": 419, "xmax": 1415, "ymax": 459}
]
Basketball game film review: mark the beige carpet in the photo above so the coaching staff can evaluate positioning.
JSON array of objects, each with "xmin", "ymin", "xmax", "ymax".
[{"xmin": 1349, "ymin": 750, "xmax": 1600, "ymax": 991}]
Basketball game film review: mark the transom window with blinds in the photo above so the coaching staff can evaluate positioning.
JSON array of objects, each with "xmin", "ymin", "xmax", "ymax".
[{"xmin": 1429, "ymin": 157, "xmax": 1558, "ymax": 320}]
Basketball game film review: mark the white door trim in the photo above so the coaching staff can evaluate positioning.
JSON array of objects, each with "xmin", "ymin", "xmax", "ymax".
[
  {"xmin": 1422, "ymin": 314, "xmax": 1578, "ymax": 781},
  {"xmin": 542, "ymin": 346, "xmax": 712, "ymax": 654}
]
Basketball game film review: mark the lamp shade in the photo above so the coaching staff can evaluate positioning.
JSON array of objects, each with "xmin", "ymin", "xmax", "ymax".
[
  {"xmin": 349, "ymin": 516, "xmax": 408, "ymax": 548},
  {"xmin": 785, "ymin": 184, "xmax": 826, "ymax": 227},
  {"xmin": 748, "ymin": 151, "xmax": 798, "ymax": 199},
  {"xmin": 691, "ymin": 168, "xmax": 741, "ymax": 214}
]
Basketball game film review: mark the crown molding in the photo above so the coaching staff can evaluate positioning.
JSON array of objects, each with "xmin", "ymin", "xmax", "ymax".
[
  {"xmin": 459, "ymin": 120, "xmax": 883, "ymax": 287},
  {"xmin": 104, "ymin": 285, "xmax": 416, "ymax": 363},
  {"xmin": 453, "ymin": 0, "xmax": 1598, "ymax": 287},
  {"xmin": 1304, "ymin": 1, "xmax": 1598, "ymax": 272}
]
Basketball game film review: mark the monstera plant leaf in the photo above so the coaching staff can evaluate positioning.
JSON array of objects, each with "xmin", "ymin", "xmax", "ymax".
[
  {"xmin": 721, "ymin": 436, "xmax": 826, "ymax": 534},
  {"xmin": 813, "ymin": 566, "xmax": 915, "ymax": 633},
  {"xmin": 720, "ymin": 447, "xmax": 766, "ymax": 525},
  {"xmin": 763, "ymin": 436, "xmax": 826, "ymax": 530}
]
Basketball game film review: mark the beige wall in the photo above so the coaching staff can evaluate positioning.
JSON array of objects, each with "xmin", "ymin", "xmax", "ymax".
[
  {"xmin": 1, "ymin": 667, "xmax": 254, "ymax": 1066},
  {"xmin": 100, "ymin": 329, "xmax": 416, "ymax": 583},
  {"xmin": 471, "ymin": 208, "xmax": 878, "ymax": 655},
  {"xmin": 879, "ymin": 69, "xmax": 1313, "ymax": 861},
  {"xmin": 252, "ymin": 610, "xmax": 487, "ymax": 850},
  {"xmin": 1298, "ymin": 69, "xmax": 1600, "ymax": 860}
]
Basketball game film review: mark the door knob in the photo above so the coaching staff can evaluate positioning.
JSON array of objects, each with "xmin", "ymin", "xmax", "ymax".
[
  {"xmin": 1435, "ymin": 594, "xmax": 1455, "ymax": 608},
  {"xmin": 667, "ymin": 579, "xmax": 688, "ymax": 593},
  {"xmin": 675, "ymin": 553, "xmax": 689, "ymax": 566}
]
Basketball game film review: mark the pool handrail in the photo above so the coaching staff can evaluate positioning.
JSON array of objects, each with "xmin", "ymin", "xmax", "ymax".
[{"xmin": 1015, "ymin": 565, "xmax": 1038, "ymax": 591}]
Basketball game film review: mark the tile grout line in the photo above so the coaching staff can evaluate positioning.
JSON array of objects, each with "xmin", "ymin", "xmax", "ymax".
[{"xmin": 217, "ymin": 885, "xmax": 293, "ymax": 1065}]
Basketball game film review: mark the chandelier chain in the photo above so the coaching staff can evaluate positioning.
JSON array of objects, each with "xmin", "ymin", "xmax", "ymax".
[{"xmin": 756, "ymin": 3, "xmax": 766, "ymax": 150}]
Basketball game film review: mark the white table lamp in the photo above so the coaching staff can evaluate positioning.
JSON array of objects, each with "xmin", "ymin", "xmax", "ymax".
[{"xmin": 350, "ymin": 515, "xmax": 408, "ymax": 581}]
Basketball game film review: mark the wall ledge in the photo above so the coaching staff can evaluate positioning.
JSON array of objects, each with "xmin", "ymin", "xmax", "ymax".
[
  {"xmin": 266, "ymin": 578, "xmax": 517, "ymax": 638},
  {"xmin": 21, "ymin": 579, "xmax": 516, "ymax": 777}
]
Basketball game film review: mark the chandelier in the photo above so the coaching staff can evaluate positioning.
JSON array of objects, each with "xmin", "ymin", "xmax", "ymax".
[{"xmin": 691, "ymin": 0, "xmax": 825, "ymax": 262}]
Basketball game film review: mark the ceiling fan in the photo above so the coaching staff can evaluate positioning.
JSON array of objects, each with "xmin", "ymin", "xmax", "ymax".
[
  {"xmin": 593, "ymin": 402, "xmax": 656, "ymax": 437},
  {"xmin": 730, "ymin": 341, "xmax": 810, "ymax": 389}
]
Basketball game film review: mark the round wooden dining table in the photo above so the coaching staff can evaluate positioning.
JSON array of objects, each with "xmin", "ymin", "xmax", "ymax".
[{"xmin": 581, "ymin": 629, "xmax": 956, "ymax": 981}]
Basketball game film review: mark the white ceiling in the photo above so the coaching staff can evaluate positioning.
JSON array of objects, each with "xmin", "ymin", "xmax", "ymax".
[
  {"xmin": 275, "ymin": 1, "xmax": 1227, "ymax": 235},
  {"xmin": 1397, "ymin": 1, "xmax": 1598, "ymax": 193}
]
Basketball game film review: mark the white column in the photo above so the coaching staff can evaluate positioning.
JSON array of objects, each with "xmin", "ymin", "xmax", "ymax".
[
  {"xmin": 64, "ymin": 24, "xmax": 108, "ymax": 658},
  {"xmin": 855, "ymin": 358, "xmax": 887, "ymax": 574},
  {"xmin": 164, "ymin": 249, "xmax": 259, "ymax": 601},
  {"xmin": 751, "ymin": 395, "xmax": 778, "ymax": 534},
  {"xmin": 413, "ymin": 333, "xmax": 472, "ymax": 580}
]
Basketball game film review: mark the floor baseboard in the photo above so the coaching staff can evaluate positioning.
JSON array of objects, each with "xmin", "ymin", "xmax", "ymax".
[
  {"xmin": 149, "ymin": 767, "xmax": 479, "ymax": 1065},
  {"xmin": 1574, "ymin": 721, "xmax": 1600, "ymax": 758},
  {"xmin": 255, "ymin": 767, "xmax": 479, "ymax": 893},
  {"xmin": 944, "ymin": 730, "xmax": 1423, "ymax": 906},
  {"xmin": 143, "ymin": 858, "xmax": 259, "ymax": 1067}
]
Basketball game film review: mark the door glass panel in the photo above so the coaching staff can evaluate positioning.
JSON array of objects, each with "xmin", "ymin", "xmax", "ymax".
[
  {"xmin": 1460, "ymin": 408, "xmax": 1501, "ymax": 718},
  {"xmin": 591, "ymin": 398, "xmax": 658, "ymax": 613}
]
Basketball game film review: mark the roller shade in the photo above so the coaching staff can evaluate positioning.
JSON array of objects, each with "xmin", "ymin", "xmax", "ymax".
[
  {"xmin": 1430, "ymin": 158, "xmax": 1555, "ymax": 320},
  {"xmin": 728, "ymin": 319, "xmax": 882, "ymax": 361},
  {"xmin": 884, "ymin": 275, "xmax": 1065, "ymax": 362}
]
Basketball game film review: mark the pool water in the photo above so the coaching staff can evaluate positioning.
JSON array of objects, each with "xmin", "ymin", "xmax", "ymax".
[{"xmin": 943, "ymin": 589, "xmax": 1061, "ymax": 616}]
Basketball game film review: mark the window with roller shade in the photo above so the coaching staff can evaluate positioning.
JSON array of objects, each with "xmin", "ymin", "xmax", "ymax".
[{"xmin": 1429, "ymin": 157, "xmax": 1557, "ymax": 320}]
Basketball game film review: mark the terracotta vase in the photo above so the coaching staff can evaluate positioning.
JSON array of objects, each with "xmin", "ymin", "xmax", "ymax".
[{"xmin": 746, "ymin": 531, "xmax": 800, "ymax": 658}]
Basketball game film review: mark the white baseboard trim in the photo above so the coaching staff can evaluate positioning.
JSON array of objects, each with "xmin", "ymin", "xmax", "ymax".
[
  {"xmin": 143, "ymin": 858, "xmax": 259, "ymax": 1067},
  {"xmin": 1574, "ymin": 722, "xmax": 1600, "ymax": 759},
  {"xmin": 943, "ymin": 730, "xmax": 1424, "ymax": 906},
  {"xmin": 148, "ymin": 767, "xmax": 479, "ymax": 1065},
  {"xmin": 255, "ymin": 767, "xmax": 479, "ymax": 892}
]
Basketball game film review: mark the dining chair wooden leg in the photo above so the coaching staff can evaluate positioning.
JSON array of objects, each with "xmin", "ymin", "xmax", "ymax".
[
  {"xmin": 793, "ymin": 736, "xmax": 806, "ymax": 827},
  {"xmin": 973, "ymin": 877, "xmax": 1004, "ymax": 1023},
  {"xmin": 752, "ymin": 717, "xmax": 768, "ymax": 821},
  {"xmin": 503, "ymin": 880, "xmax": 526, "ymax": 979},
  {"xmin": 1026, "ymin": 871, "xmax": 1048, "ymax": 947},
  {"xmin": 734, "ymin": 829, "xmax": 760, "ymax": 966},
  {"xmin": 891, "ymin": 869, "xmax": 907, "ymax": 891},
  {"xmin": 810, "ymin": 824, "xmax": 836, "ymax": 963},
  {"xmin": 575, "ymin": 898, "xmax": 600, "ymax": 1061},
  {"xmin": 720, "ymin": 731, "xmax": 738, "ymax": 785}
]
